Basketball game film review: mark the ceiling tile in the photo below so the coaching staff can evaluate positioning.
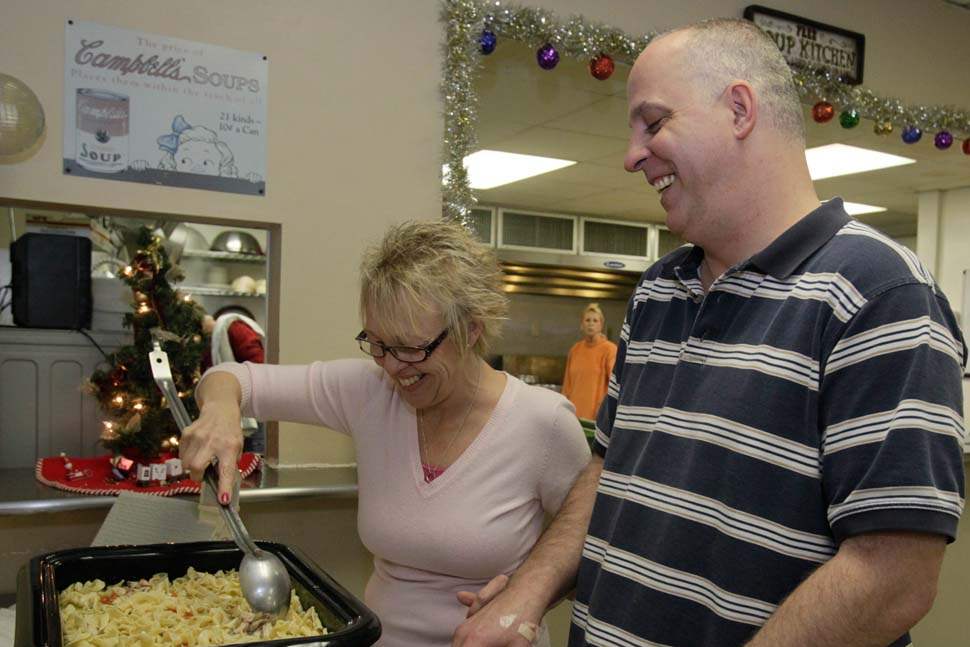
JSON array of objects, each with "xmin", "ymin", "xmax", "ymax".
[{"xmin": 488, "ymin": 126, "xmax": 629, "ymax": 161}]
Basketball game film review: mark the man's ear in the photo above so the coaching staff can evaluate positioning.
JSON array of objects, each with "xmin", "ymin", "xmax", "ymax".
[{"xmin": 727, "ymin": 81, "xmax": 757, "ymax": 140}]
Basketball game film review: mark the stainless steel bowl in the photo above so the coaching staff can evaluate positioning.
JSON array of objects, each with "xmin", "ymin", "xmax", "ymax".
[
  {"xmin": 181, "ymin": 225, "xmax": 209, "ymax": 251},
  {"xmin": 211, "ymin": 230, "xmax": 263, "ymax": 255}
]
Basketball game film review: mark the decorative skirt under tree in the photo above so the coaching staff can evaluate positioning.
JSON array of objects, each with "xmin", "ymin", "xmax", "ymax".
[{"xmin": 86, "ymin": 227, "xmax": 207, "ymax": 459}]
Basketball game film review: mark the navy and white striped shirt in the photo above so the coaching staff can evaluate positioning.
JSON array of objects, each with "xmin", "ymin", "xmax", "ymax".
[{"xmin": 570, "ymin": 200, "xmax": 966, "ymax": 647}]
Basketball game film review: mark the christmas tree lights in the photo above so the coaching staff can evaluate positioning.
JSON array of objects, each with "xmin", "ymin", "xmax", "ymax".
[{"xmin": 86, "ymin": 227, "xmax": 207, "ymax": 459}]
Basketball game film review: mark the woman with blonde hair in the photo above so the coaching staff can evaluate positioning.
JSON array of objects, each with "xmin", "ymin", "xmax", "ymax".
[
  {"xmin": 561, "ymin": 303, "xmax": 617, "ymax": 420},
  {"xmin": 180, "ymin": 219, "xmax": 590, "ymax": 647}
]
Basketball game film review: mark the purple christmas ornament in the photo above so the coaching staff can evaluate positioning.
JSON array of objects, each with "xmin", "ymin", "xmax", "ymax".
[
  {"xmin": 536, "ymin": 43, "xmax": 559, "ymax": 70},
  {"xmin": 901, "ymin": 126, "xmax": 922, "ymax": 144},
  {"xmin": 934, "ymin": 130, "xmax": 954, "ymax": 150},
  {"xmin": 479, "ymin": 30, "xmax": 497, "ymax": 55}
]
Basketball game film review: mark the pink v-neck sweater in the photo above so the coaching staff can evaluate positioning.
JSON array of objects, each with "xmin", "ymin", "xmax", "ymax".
[{"xmin": 204, "ymin": 359, "xmax": 591, "ymax": 647}]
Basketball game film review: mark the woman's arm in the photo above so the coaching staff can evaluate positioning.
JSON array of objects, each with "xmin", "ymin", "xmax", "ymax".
[
  {"xmin": 561, "ymin": 347, "xmax": 575, "ymax": 400},
  {"xmin": 180, "ymin": 371, "xmax": 245, "ymax": 500}
]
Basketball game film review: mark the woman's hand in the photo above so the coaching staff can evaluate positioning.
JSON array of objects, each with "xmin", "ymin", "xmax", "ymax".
[
  {"xmin": 179, "ymin": 372, "xmax": 244, "ymax": 504},
  {"xmin": 457, "ymin": 574, "xmax": 509, "ymax": 618},
  {"xmin": 453, "ymin": 575, "xmax": 543, "ymax": 646}
]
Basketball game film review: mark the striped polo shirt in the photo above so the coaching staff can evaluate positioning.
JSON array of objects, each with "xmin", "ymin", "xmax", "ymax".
[{"xmin": 570, "ymin": 199, "xmax": 967, "ymax": 647}]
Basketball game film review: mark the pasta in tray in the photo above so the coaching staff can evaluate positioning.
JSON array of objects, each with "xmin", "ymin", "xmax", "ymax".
[{"xmin": 58, "ymin": 567, "xmax": 326, "ymax": 646}]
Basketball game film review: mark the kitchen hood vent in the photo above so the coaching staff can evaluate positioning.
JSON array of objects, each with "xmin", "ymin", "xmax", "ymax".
[
  {"xmin": 469, "ymin": 206, "xmax": 683, "ymax": 289},
  {"xmin": 583, "ymin": 218, "xmax": 649, "ymax": 257},
  {"xmin": 500, "ymin": 261, "xmax": 639, "ymax": 301},
  {"xmin": 499, "ymin": 209, "xmax": 576, "ymax": 253}
]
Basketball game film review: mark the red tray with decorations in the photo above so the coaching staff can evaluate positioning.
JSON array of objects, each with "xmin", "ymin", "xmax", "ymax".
[{"xmin": 34, "ymin": 452, "xmax": 260, "ymax": 496}]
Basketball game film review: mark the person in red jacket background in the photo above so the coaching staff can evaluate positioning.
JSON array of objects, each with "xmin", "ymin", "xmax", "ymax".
[
  {"xmin": 201, "ymin": 304, "xmax": 266, "ymax": 452},
  {"xmin": 561, "ymin": 303, "xmax": 617, "ymax": 421}
]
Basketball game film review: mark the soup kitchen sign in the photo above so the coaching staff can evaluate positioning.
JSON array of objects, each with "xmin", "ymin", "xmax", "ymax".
[
  {"xmin": 744, "ymin": 5, "xmax": 865, "ymax": 85},
  {"xmin": 63, "ymin": 20, "xmax": 268, "ymax": 196}
]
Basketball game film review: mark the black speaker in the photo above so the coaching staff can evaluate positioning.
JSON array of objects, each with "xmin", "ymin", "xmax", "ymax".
[{"xmin": 10, "ymin": 233, "xmax": 92, "ymax": 329}]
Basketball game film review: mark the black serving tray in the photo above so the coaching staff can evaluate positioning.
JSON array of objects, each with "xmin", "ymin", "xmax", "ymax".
[{"xmin": 15, "ymin": 541, "xmax": 380, "ymax": 647}]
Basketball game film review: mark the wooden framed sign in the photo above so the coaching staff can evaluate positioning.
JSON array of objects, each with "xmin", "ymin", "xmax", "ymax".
[{"xmin": 744, "ymin": 5, "xmax": 865, "ymax": 84}]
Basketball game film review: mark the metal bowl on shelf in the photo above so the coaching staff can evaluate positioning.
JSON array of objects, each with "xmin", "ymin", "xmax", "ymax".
[
  {"xmin": 211, "ymin": 230, "xmax": 263, "ymax": 256},
  {"xmin": 181, "ymin": 225, "xmax": 209, "ymax": 251}
]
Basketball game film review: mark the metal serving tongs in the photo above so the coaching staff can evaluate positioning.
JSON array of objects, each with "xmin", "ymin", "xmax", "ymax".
[{"xmin": 149, "ymin": 341, "xmax": 291, "ymax": 616}]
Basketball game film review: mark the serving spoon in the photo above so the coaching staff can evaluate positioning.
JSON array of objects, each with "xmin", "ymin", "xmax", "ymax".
[{"xmin": 149, "ymin": 341, "xmax": 292, "ymax": 616}]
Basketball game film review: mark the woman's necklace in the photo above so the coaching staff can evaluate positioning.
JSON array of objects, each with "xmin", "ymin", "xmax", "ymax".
[{"xmin": 418, "ymin": 363, "xmax": 482, "ymax": 482}]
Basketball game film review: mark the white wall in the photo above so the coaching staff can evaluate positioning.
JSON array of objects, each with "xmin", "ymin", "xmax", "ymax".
[{"xmin": 937, "ymin": 187, "xmax": 970, "ymax": 321}]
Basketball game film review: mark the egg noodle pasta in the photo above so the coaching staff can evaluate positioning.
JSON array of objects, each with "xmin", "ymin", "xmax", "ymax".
[{"xmin": 58, "ymin": 567, "xmax": 326, "ymax": 646}]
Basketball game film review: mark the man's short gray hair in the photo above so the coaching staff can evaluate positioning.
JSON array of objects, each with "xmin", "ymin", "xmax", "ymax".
[{"xmin": 669, "ymin": 18, "xmax": 805, "ymax": 142}]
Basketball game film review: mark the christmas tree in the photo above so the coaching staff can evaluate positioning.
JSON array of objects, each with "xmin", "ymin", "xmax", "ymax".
[{"xmin": 87, "ymin": 227, "xmax": 207, "ymax": 459}]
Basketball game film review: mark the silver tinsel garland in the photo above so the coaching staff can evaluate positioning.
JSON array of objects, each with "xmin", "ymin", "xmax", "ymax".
[{"xmin": 441, "ymin": 0, "xmax": 970, "ymax": 219}]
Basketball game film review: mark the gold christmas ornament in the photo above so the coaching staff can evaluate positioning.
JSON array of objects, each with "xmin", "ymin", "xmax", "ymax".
[
  {"xmin": 874, "ymin": 121, "xmax": 894, "ymax": 135},
  {"xmin": 0, "ymin": 73, "xmax": 46, "ymax": 157},
  {"xmin": 123, "ymin": 413, "xmax": 143, "ymax": 433}
]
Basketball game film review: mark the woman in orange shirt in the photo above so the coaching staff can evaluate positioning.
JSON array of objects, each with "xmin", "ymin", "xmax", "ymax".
[{"xmin": 561, "ymin": 303, "xmax": 617, "ymax": 420}]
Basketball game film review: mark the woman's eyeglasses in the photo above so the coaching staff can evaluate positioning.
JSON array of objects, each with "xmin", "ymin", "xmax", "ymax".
[{"xmin": 355, "ymin": 329, "xmax": 449, "ymax": 363}]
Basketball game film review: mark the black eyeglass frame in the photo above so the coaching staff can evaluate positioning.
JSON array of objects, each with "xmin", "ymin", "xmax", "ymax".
[{"xmin": 355, "ymin": 328, "xmax": 450, "ymax": 363}]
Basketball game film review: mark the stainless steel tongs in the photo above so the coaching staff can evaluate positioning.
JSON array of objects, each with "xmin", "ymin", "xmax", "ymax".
[{"xmin": 149, "ymin": 341, "xmax": 291, "ymax": 615}]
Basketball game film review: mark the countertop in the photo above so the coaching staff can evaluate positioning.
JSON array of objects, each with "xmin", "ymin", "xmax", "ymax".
[{"xmin": 0, "ymin": 465, "xmax": 358, "ymax": 515}]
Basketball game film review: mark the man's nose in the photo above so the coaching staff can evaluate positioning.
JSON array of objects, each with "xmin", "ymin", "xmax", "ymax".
[{"xmin": 624, "ymin": 135, "xmax": 650, "ymax": 173}]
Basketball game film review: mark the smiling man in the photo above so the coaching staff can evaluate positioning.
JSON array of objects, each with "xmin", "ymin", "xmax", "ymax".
[{"xmin": 453, "ymin": 18, "xmax": 965, "ymax": 647}]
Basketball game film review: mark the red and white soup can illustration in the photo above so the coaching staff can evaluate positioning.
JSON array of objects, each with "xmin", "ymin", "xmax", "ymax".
[{"xmin": 75, "ymin": 89, "xmax": 129, "ymax": 173}]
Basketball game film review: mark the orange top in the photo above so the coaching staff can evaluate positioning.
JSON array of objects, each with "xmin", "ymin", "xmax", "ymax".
[{"xmin": 561, "ymin": 334, "xmax": 618, "ymax": 420}]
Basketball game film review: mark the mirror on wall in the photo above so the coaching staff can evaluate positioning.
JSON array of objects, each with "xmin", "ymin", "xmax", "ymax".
[
  {"xmin": 473, "ymin": 39, "xmax": 970, "ymax": 245},
  {"xmin": 459, "ymin": 37, "xmax": 970, "ymax": 370}
]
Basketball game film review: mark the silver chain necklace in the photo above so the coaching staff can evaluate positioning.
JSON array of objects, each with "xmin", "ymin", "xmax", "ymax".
[{"xmin": 418, "ymin": 362, "xmax": 482, "ymax": 482}]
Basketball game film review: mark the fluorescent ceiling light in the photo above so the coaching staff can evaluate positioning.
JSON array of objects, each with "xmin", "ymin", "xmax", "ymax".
[
  {"xmin": 442, "ymin": 150, "xmax": 576, "ymax": 189},
  {"xmin": 836, "ymin": 200, "xmax": 887, "ymax": 216},
  {"xmin": 806, "ymin": 144, "xmax": 915, "ymax": 180}
]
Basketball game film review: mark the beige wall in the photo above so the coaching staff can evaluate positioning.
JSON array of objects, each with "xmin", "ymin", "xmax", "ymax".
[{"xmin": 2, "ymin": 0, "xmax": 969, "ymax": 644}]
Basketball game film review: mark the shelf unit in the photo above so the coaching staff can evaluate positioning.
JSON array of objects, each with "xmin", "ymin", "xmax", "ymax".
[
  {"xmin": 180, "ymin": 285, "xmax": 265, "ymax": 298},
  {"xmin": 181, "ymin": 250, "xmax": 266, "ymax": 263}
]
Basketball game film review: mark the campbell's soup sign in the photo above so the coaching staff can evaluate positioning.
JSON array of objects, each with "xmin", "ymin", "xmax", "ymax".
[
  {"xmin": 75, "ymin": 90, "xmax": 129, "ymax": 173},
  {"xmin": 63, "ymin": 20, "xmax": 268, "ymax": 195}
]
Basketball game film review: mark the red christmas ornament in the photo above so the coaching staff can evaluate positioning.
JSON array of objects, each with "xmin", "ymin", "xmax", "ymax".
[
  {"xmin": 131, "ymin": 252, "xmax": 154, "ymax": 274},
  {"xmin": 110, "ymin": 367, "xmax": 127, "ymax": 387},
  {"xmin": 812, "ymin": 101, "xmax": 835, "ymax": 123},
  {"xmin": 589, "ymin": 54, "xmax": 615, "ymax": 81},
  {"xmin": 963, "ymin": 138, "xmax": 970, "ymax": 155}
]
